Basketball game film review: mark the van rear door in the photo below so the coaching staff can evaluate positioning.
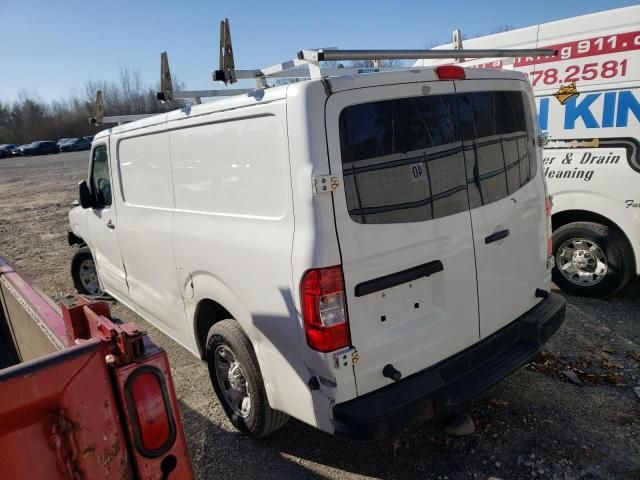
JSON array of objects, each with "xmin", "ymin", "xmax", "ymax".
[
  {"xmin": 325, "ymin": 81, "xmax": 480, "ymax": 396},
  {"xmin": 455, "ymin": 80, "xmax": 550, "ymax": 338}
]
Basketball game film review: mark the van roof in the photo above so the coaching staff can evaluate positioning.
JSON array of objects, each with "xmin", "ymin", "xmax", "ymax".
[{"xmin": 94, "ymin": 66, "xmax": 527, "ymax": 140}]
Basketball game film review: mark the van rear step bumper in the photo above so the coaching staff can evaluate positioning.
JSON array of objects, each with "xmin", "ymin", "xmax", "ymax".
[{"xmin": 332, "ymin": 292, "xmax": 566, "ymax": 441}]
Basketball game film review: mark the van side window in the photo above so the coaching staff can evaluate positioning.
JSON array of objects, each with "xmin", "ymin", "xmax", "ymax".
[
  {"xmin": 458, "ymin": 91, "xmax": 537, "ymax": 208},
  {"xmin": 339, "ymin": 95, "xmax": 468, "ymax": 224},
  {"xmin": 90, "ymin": 145, "xmax": 112, "ymax": 208}
]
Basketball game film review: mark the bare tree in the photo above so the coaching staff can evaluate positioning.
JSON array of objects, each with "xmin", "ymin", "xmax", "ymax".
[
  {"xmin": 425, "ymin": 40, "xmax": 445, "ymax": 49},
  {"xmin": 0, "ymin": 65, "xmax": 189, "ymax": 144},
  {"xmin": 490, "ymin": 25, "xmax": 515, "ymax": 34}
]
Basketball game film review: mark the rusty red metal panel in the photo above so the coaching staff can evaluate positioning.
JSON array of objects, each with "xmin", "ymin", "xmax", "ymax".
[
  {"xmin": 0, "ymin": 341, "xmax": 133, "ymax": 479},
  {"xmin": 1, "ymin": 258, "xmax": 194, "ymax": 479},
  {"xmin": 0, "ymin": 256, "xmax": 70, "ymax": 347},
  {"xmin": 113, "ymin": 352, "xmax": 193, "ymax": 479},
  {"xmin": 59, "ymin": 297, "xmax": 194, "ymax": 478}
]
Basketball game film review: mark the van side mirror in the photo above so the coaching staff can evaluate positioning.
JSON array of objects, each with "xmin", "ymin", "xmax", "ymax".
[
  {"xmin": 538, "ymin": 131, "xmax": 550, "ymax": 147},
  {"xmin": 78, "ymin": 180, "xmax": 94, "ymax": 209}
]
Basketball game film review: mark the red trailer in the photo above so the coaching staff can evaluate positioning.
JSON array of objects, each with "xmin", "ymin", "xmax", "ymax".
[{"xmin": 0, "ymin": 256, "xmax": 193, "ymax": 479}]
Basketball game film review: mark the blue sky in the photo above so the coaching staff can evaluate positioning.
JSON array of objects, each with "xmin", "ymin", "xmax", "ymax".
[{"xmin": 0, "ymin": 0, "xmax": 636, "ymax": 102}]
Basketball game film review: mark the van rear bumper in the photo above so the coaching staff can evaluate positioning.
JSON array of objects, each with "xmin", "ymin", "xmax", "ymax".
[{"xmin": 332, "ymin": 292, "xmax": 566, "ymax": 441}]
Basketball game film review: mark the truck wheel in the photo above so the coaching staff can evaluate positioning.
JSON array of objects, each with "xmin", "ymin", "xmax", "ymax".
[
  {"xmin": 206, "ymin": 320, "xmax": 289, "ymax": 438},
  {"xmin": 552, "ymin": 222, "xmax": 633, "ymax": 298},
  {"xmin": 71, "ymin": 246, "xmax": 103, "ymax": 296}
]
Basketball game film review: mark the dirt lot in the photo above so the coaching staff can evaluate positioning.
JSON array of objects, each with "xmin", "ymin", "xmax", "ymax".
[{"xmin": 1, "ymin": 151, "xmax": 639, "ymax": 479}]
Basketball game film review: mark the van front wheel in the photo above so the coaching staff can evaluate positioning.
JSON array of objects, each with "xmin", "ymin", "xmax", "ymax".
[
  {"xmin": 206, "ymin": 320, "xmax": 289, "ymax": 438},
  {"xmin": 71, "ymin": 246, "xmax": 103, "ymax": 296},
  {"xmin": 552, "ymin": 221, "xmax": 633, "ymax": 298}
]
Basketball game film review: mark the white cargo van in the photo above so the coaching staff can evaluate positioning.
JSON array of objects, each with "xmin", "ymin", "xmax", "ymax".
[
  {"xmin": 416, "ymin": 5, "xmax": 640, "ymax": 297},
  {"xmin": 68, "ymin": 59, "xmax": 565, "ymax": 439}
]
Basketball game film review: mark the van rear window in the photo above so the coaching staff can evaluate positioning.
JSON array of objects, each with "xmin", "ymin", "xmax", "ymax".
[
  {"xmin": 457, "ymin": 92, "xmax": 537, "ymax": 208},
  {"xmin": 339, "ymin": 91, "xmax": 536, "ymax": 224}
]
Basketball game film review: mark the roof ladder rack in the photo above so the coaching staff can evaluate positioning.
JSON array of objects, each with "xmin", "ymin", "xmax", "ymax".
[
  {"xmin": 89, "ymin": 91, "xmax": 155, "ymax": 126},
  {"xmin": 90, "ymin": 50, "xmax": 252, "ymax": 125},
  {"xmin": 212, "ymin": 18, "xmax": 556, "ymax": 87},
  {"xmin": 90, "ymin": 17, "xmax": 558, "ymax": 125},
  {"xmin": 157, "ymin": 50, "xmax": 252, "ymax": 105}
]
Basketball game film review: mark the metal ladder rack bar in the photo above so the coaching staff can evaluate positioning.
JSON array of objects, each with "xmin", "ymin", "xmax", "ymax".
[
  {"xmin": 223, "ymin": 46, "xmax": 557, "ymax": 85},
  {"xmin": 214, "ymin": 17, "xmax": 557, "ymax": 84},
  {"xmin": 173, "ymin": 89, "xmax": 254, "ymax": 100},
  {"xmin": 92, "ymin": 114, "xmax": 156, "ymax": 125},
  {"xmin": 234, "ymin": 64, "xmax": 480, "ymax": 80},
  {"xmin": 297, "ymin": 48, "xmax": 558, "ymax": 62},
  {"xmin": 172, "ymin": 89, "xmax": 254, "ymax": 105}
]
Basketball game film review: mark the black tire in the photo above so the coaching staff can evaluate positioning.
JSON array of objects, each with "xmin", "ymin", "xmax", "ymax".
[
  {"xmin": 552, "ymin": 221, "xmax": 633, "ymax": 298},
  {"xmin": 206, "ymin": 320, "xmax": 289, "ymax": 438},
  {"xmin": 71, "ymin": 246, "xmax": 103, "ymax": 296}
]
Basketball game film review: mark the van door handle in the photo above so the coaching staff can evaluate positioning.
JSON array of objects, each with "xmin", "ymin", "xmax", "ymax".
[
  {"xmin": 354, "ymin": 260, "xmax": 444, "ymax": 297},
  {"xmin": 106, "ymin": 220, "xmax": 115, "ymax": 230},
  {"xmin": 485, "ymin": 229, "xmax": 509, "ymax": 244}
]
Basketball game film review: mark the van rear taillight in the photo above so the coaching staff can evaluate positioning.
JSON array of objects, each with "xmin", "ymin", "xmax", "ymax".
[
  {"xmin": 301, "ymin": 266, "xmax": 351, "ymax": 352},
  {"xmin": 125, "ymin": 367, "xmax": 176, "ymax": 457},
  {"xmin": 436, "ymin": 65, "xmax": 466, "ymax": 80},
  {"xmin": 545, "ymin": 196, "xmax": 553, "ymax": 257}
]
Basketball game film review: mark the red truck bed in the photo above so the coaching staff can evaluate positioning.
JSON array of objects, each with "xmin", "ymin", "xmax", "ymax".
[{"xmin": 0, "ymin": 256, "xmax": 193, "ymax": 479}]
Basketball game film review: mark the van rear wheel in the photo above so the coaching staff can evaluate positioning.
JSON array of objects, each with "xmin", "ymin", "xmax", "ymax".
[
  {"xmin": 552, "ymin": 221, "xmax": 633, "ymax": 298},
  {"xmin": 206, "ymin": 320, "xmax": 289, "ymax": 438},
  {"xmin": 71, "ymin": 246, "xmax": 103, "ymax": 296}
]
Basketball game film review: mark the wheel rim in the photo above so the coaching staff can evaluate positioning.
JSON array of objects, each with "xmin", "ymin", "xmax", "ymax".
[
  {"xmin": 78, "ymin": 259, "xmax": 101, "ymax": 295},
  {"xmin": 556, "ymin": 237, "xmax": 608, "ymax": 286},
  {"xmin": 214, "ymin": 345, "xmax": 251, "ymax": 418}
]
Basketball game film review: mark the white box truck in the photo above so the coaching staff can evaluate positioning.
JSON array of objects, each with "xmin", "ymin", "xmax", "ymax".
[{"xmin": 417, "ymin": 5, "xmax": 640, "ymax": 297}]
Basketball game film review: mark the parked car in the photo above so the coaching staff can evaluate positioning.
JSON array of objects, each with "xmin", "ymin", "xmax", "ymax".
[
  {"xmin": 20, "ymin": 141, "xmax": 59, "ymax": 156},
  {"xmin": 59, "ymin": 137, "xmax": 92, "ymax": 152},
  {"xmin": 69, "ymin": 65, "xmax": 566, "ymax": 440},
  {"xmin": 56, "ymin": 138, "xmax": 71, "ymax": 148},
  {"xmin": 83, "ymin": 135, "xmax": 94, "ymax": 143},
  {"xmin": 11, "ymin": 144, "xmax": 29, "ymax": 156},
  {"xmin": 0, "ymin": 144, "xmax": 16, "ymax": 158}
]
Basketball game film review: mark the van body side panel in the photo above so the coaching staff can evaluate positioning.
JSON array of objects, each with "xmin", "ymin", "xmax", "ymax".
[
  {"xmin": 551, "ymin": 185, "xmax": 640, "ymax": 265},
  {"xmin": 287, "ymin": 81, "xmax": 359, "ymax": 432},
  {"xmin": 112, "ymin": 125, "xmax": 191, "ymax": 348},
  {"xmin": 538, "ymin": 83, "xmax": 640, "ymax": 273},
  {"xmin": 532, "ymin": 6, "xmax": 640, "ymax": 271},
  {"xmin": 167, "ymin": 101, "xmax": 318, "ymax": 426}
]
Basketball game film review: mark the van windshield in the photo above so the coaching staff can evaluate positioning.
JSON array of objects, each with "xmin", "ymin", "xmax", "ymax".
[{"xmin": 338, "ymin": 90, "xmax": 536, "ymax": 224}]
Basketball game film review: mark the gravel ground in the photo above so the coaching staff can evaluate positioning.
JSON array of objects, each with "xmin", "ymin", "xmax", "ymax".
[{"xmin": 1, "ymin": 151, "xmax": 639, "ymax": 480}]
